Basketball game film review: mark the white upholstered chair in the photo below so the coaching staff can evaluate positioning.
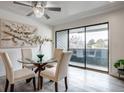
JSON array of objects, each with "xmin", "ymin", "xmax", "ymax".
[
  {"xmin": 53, "ymin": 48, "xmax": 63, "ymax": 62},
  {"xmin": 40, "ymin": 51, "xmax": 72, "ymax": 92},
  {"xmin": 21, "ymin": 48, "xmax": 35, "ymax": 69},
  {"xmin": 0, "ymin": 52, "xmax": 36, "ymax": 92},
  {"xmin": 46, "ymin": 48, "xmax": 63, "ymax": 68}
]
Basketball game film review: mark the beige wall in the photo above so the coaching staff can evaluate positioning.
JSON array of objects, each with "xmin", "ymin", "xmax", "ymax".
[
  {"xmin": 53, "ymin": 7, "xmax": 124, "ymax": 77},
  {"xmin": 0, "ymin": 9, "xmax": 53, "ymax": 76}
]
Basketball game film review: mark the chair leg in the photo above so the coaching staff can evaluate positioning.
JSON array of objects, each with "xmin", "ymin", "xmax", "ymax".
[
  {"xmin": 49, "ymin": 80, "xmax": 53, "ymax": 82},
  {"xmin": 5, "ymin": 79, "xmax": 9, "ymax": 92},
  {"xmin": 65, "ymin": 77, "xmax": 68, "ymax": 91},
  {"xmin": 26, "ymin": 78, "xmax": 32, "ymax": 83},
  {"xmin": 10, "ymin": 84, "xmax": 14, "ymax": 92},
  {"xmin": 55, "ymin": 82, "xmax": 58, "ymax": 92},
  {"xmin": 40, "ymin": 76, "xmax": 43, "ymax": 89},
  {"xmin": 33, "ymin": 77, "xmax": 36, "ymax": 91}
]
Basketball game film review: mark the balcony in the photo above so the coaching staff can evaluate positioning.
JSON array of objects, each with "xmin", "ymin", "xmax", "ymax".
[{"xmin": 69, "ymin": 49, "xmax": 108, "ymax": 71}]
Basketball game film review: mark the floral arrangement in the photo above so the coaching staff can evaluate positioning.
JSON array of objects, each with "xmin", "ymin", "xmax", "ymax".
[
  {"xmin": 30, "ymin": 35, "xmax": 52, "ymax": 62},
  {"xmin": 30, "ymin": 35, "xmax": 52, "ymax": 52}
]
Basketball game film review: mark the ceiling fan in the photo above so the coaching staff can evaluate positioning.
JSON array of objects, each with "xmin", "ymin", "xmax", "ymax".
[{"xmin": 13, "ymin": 1, "xmax": 61, "ymax": 19}]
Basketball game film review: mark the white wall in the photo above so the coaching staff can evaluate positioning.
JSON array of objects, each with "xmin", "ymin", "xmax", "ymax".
[
  {"xmin": 53, "ymin": 7, "xmax": 124, "ymax": 77},
  {"xmin": 0, "ymin": 9, "xmax": 53, "ymax": 76}
]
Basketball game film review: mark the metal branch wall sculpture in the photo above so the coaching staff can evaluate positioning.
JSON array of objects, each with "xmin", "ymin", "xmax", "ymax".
[{"xmin": 0, "ymin": 19, "xmax": 37, "ymax": 48}]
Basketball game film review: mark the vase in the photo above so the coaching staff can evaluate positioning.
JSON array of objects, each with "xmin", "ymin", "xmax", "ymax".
[{"xmin": 37, "ymin": 54, "xmax": 44, "ymax": 62}]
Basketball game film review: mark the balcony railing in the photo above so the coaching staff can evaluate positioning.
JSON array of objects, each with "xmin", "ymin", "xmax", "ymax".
[{"xmin": 69, "ymin": 49, "xmax": 108, "ymax": 71}]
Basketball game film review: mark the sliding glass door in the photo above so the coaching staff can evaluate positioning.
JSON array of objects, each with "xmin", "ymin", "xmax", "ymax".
[
  {"xmin": 86, "ymin": 24, "xmax": 108, "ymax": 71},
  {"xmin": 69, "ymin": 28, "xmax": 85, "ymax": 67},
  {"xmin": 55, "ymin": 23, "xmax": 108, "ymax": 72}
]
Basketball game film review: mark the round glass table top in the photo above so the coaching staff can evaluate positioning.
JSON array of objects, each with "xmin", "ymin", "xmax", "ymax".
[{"xmin": 18, "ymin": 58, "xmax": 57, "ymax": 64}]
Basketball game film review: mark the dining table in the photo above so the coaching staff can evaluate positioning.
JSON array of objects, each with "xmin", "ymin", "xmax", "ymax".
[{"xmin": 18, "ymin": 58, "xmax": 56, "ymax": 90}]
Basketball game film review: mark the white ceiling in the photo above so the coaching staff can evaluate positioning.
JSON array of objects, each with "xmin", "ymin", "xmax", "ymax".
[{"xmin": 0, "ymin": 1, "xmax": 124, "ymax": 26}]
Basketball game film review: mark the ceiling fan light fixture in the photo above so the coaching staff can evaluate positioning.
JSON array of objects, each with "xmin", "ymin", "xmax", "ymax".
[
  {"xmin": 33, "ymin": 3, "xmax": 44, "ymax": 18},
  {"xmin": 13, "ymin": 1, "xmax": 61, "ymax": 19}
]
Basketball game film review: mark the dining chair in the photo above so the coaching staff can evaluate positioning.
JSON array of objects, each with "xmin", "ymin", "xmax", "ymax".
[
  {"xmin": 0, "ymin": 52, "xmax": 36, "ymax": 92},
  {"xmin": 54, "ymin": 48, "xmax": 63, "ymax": 62},
  {"xmin": 21, "ymin": 48, "xmax": 35, "ymax": 69},
  {"xmin": 46, "ymin": 48, "xmax": 63, "ymax": 68},
  {"xmin": 40, "ymin": 51, "xmax": 72, "ymax": 92}
]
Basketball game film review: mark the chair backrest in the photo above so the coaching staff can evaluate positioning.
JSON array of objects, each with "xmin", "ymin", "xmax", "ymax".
[
  {"xmin": 0, "ymin": 52, "xmax": 14, "ymax": 83},
  {"xmin": 53, "ymin": 48, "xmax": 63, "ymax": 62},
  {"xmin": 21, "ymin": 48, "xmax": 32, "ymax": 67},
  {"xmin": 55, "ymin": 51, "xmax": 72, "ymax": 81}
]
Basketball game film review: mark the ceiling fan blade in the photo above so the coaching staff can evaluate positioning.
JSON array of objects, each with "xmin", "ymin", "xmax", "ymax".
[
  {"xmin": 44, "ymin": 13, "xmax": 50, "ymax": 19},
  {"xmin": 45, "ymin": 7, "xmax": 61, "ymax": 12},
  {"xmin": 26, "ymin": 11, "xmax": 34, "ymax": 16},
  {"xmin": 13, "ymin": 1, "xmax": 32, "ymax": 7}
]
